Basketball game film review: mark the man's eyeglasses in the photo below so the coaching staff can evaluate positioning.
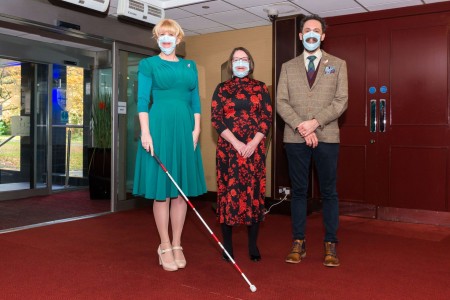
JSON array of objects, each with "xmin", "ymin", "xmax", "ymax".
[{"xmin": 232, "ymin": 57, "xmax": 250, "ymax": 63}]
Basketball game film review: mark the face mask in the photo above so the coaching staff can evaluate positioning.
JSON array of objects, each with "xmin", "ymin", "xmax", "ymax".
[
  {"xmin": 302, "ymin": 31, "xmax": 322, "ymax": 52},
  {"xmin": 232, "ymin": 60, "xmax": 250, "ymax": 78},
  {"xmin": 158, "ymin": 35, "xmax": 177, "ymax": 55}
]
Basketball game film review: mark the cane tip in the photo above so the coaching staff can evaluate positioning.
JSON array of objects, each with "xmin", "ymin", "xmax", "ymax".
[{"xmin": 250, "ymin": 285, "xmax": 257, "ymax": 292}]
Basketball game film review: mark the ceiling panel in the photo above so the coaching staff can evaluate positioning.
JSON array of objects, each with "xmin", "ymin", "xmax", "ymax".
[
  {"xmin": 205, "ymin": 9, "xmax": 264, "ymax": 25},
  {"xmin": 194, "ymin": 25, "xmax": 236, "ymax": 34},
  {"xmin": 231, "ymin": 20, "xmax": 272, "ymax": 30},
  {"xmin": 179, "ymin": 0, "xmax": 237, "ymax": 14},
  {"xmin": 176, "ymin": 15, "xmax": 230, "ymax": 31},
  {"xmin": 165, "ymin": 8, "xmax": 196, "ymax": 19},
  {"xmin": 245, "ymin": 2, "xmax": 307, "ymax": 20},
  {"xmin": 104, "ymin": 0, "xmax": 450, "ymax": 35},
  {"xmin": 291, "ymin": 0, "xmax": 364, "ymax": 13},
  {"xmin": 223, "ymin": 0, "xmax": 288, "ymax": 9}
]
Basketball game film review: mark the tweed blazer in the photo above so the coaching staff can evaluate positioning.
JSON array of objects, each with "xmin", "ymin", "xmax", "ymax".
[{"xmin": 276, "ymin": 50, "xmax": 348, "ymax": 143}]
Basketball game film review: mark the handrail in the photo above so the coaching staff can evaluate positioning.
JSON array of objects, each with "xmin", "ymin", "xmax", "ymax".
[
  {"xmin": 0, "ymin": 135, "xmax": 16, "ymax": 148},
  {"xmin": 51, "ymin": 124, "xmax": 84, "ymax": 128},
  {"xmin": 1, "ymin": 125, "xmax": 84, "ymax": 182},
  {"xmin": 65, "ymin": 129, "xmax": 71, "ymax": 187}
]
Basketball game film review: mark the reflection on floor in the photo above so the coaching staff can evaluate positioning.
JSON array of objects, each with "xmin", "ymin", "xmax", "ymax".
[
  {"xmin": 0, "ymin": 182, "xmax": 85, "ymax": 192},
  {"xmin": 0, "ymin": 182, "xmax": 48, "ymax": 192},
  {"xmin": 0, "ymin": 189, "xmax": 110, "ymax": 231}
]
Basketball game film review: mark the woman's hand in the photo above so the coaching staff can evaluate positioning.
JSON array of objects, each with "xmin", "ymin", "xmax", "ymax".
[
  {"xmin": 192, "ymin": 128, "xmax": 200, "ymax": 150},
  {"xmin": 242, "ymin": 132, "xmax": 264, "ymax": 158},
  {"xmin": 232, "ymin": 140, "xmax": 247, "ymax": 156},
  {"xmin": 242, "ymin": 140, "xmax": 258, "ymax": 158},
  {"xmin": 141, "ymin": 132, "xmax": 154, "ymax": 156}
]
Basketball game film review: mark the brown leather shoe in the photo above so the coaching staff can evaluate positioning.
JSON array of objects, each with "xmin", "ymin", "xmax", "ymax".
[
  {"xmin": 323, "ymin": 242, "xmax": 340, "ymax": 267},
  {"xmin": 285, "ymin": 239, "xmax": 306, "ymax": 264}
]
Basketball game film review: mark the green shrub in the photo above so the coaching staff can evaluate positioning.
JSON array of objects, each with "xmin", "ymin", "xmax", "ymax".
[{"xmin": 0, "ymin": 119, "xmax": 10, "ymax": 135}]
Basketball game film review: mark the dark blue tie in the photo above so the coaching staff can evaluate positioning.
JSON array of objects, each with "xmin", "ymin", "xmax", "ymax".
[{"xmin": 307, "ymin": 55, "xmax": 317, "ymax": 79}]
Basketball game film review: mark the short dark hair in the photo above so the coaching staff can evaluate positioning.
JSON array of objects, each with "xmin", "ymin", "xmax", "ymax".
[
  {"xmin": 300, "ymin": 14, "xmax": 327, "ymax": 33},
  {"xmin": 227, "ymin": 47, "xmax": 255, "ymax": 75}
]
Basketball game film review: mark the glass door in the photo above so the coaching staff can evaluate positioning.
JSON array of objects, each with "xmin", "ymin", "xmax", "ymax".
[
  {"xmin": 0, "ymin": 59, "xmax": 49, "ymax": 196},
  {"xmin": 0, "ymin": 30, "xmax": 113, "ymax": 230},
  {"xmin": 51, "ymin": 64, "xmax": 90, "ymax": 191},
  {"xmin": 112, "ymin": 42, "xmax": 155, "ymax": 211},
  {"xmin": 0, "ymin": 60, "xmax": 94, "ymax": 195}
]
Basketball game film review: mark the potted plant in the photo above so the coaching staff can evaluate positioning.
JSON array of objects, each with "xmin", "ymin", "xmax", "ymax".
[{"xmin": 88, "ymin": 92, "xmax": 111, "ymax": 199}]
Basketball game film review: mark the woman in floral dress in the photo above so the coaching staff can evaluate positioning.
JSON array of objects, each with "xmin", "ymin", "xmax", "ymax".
[{"xmin": 211, "ymin": 47, "xmax": 272, "ymax": 262}]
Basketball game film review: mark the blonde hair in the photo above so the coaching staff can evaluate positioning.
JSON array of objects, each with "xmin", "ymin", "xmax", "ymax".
[{"xmin": 152, "ymin": 19, "xmax": 185, "ymax": 40}]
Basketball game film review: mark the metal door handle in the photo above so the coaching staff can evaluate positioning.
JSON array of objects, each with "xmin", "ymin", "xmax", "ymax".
[
  {"xmin": 379, "ymin": 99, "xmax": 386, "ymax": 133},
  {"xmin": 370, "ymin": 99, "xmax": 377, "ymax": 132}
]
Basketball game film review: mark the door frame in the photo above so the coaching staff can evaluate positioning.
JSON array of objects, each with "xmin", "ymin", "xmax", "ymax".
[
  {"xmin": 111, "ymin": 42, "xmax": 155, "ymax": 212},
  {"xmin": 0, "ymin": 43, "xmax": 99, "ymax": 200}
]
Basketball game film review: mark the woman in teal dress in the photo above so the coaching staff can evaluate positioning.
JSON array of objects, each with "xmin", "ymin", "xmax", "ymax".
[{"xmin": 133, "ymin": 19, "xmax": 206, "ymax": 272}]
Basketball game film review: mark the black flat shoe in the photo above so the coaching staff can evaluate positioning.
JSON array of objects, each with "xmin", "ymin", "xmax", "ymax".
[
  {"xmin": 250, "ymin": 254, "xmax": 261, "ymax": 262},
  {"xmin": 249, "ymin": 246, "xmax": 261, "ymax": 262}
]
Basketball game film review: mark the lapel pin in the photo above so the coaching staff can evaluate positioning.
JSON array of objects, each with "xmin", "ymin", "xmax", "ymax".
[{"xmin": 325, "ymin": 66, "xmax": 335, "ymax": 74}]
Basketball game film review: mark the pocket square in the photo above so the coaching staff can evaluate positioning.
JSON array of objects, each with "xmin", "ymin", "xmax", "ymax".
[{"xmin": 324, "ymin": 66, "xmax": 335, "ymax": 74}]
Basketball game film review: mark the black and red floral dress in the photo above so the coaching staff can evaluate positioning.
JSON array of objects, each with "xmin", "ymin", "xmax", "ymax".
[{"xmin": 211, "ymin": 76, "xmax": 272, "ymax": 226}]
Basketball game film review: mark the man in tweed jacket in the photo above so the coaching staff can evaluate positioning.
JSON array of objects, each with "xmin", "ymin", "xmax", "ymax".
[{"xmin": 276, "ymin": 14, "xmax": 348, "ymax": 267}]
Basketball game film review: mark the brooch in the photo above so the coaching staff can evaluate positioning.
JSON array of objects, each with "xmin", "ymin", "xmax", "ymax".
[
  {"xmin": 324, "ymin": 65, "xmax": 335, "ymax": 74},
  {"xmin": 187, "ymin": 63, "xmax": 191, "ymax": 68}
]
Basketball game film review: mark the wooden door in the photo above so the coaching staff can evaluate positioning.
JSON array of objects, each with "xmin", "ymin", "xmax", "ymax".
[
  {"xmin": 383, "ymin": 13, "xmax": 449, "ymax": 210},
  {"xmin": 323, "ymin": 19, "xmax": 385, "ymax": 207},
  {"xmin": 324, "ymin": 8, "xmax": 450, "ymax": 212}
]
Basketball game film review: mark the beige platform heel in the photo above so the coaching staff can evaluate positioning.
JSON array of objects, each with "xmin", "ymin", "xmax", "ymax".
[
  {"xmin": 157, "ymin": 245, "xmax": 178, "ymax": 271},
  {"xmin": 172, "ymin": 246, "xmax": 186, "ymax": 268}
]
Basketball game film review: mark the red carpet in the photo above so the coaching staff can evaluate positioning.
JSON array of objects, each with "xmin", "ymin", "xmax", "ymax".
[{"xmin": 0, "ymin": 200, "xmax": 449, "ymax": 299}]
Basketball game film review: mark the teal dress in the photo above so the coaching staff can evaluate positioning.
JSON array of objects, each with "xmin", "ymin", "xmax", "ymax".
[{"xmin": 133, "ymin": 56, "xmax": 206, "ymax": 200}]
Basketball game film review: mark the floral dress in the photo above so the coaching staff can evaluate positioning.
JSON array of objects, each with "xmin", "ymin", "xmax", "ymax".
[{"xmin": 211, "ymin": 76, "xmax": 272, "ymax": 225}]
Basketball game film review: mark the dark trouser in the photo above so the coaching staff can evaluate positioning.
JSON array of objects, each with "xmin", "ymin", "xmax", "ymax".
[
  {"xmin": 221, "ymin": 224, "xmax": 234, "ymax": 256},
  {"xmin": 285, "ymin": 142, "xmax": 340, "ymax": 243},
  {"xmin": 221, "ymin": 223, "xmax": 260, "ymax": 256}
]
